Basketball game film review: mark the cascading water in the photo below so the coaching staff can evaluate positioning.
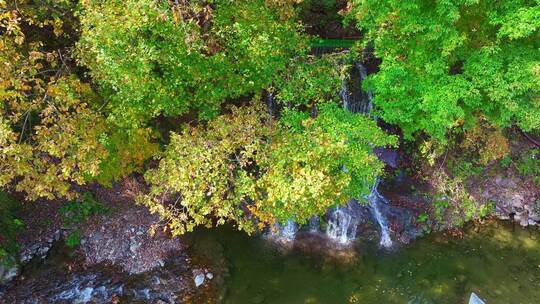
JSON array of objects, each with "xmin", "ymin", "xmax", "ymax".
[
  {"xmin": 266, "ymin": 91, "xmax": 277, "ymax": 117},
  {"xmin": 369, "ymin": 180, "xmax": 393, "ymax": 248},
  {"xmin": 325, "ymin": 202, "xmax": 359, "ymax": 244},
  {"xmin": 264, "ymin": 62, "xmax": 393, "ymax": 248},
  {"xmin": 340, "ymin": 62, "xmax": 373, "ymax": 115},
  {"xmin": 308, "ymin": 216, "xmax": 320, "ymax": 233},
  {"xmin": 279, "ymin": 219, "xmax": 298, "ymax": 241},
  {"xmin": 326, "ymin": 61, "xmax": 393, "ymax": 248},
  {"xmin": 266, "ymin": 219, "xmax": 298, "ymax": 243}
]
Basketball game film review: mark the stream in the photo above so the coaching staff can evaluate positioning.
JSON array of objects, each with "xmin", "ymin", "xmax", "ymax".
[
  {"xmin": 2, "ymin": 219, "xmax": 540, "ymax": 303},
  {"xmin": 191, "ymin": 220, "xmax": 540, "ymax": 304}
]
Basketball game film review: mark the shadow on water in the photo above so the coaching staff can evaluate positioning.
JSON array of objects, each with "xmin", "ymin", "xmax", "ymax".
[{"xmin": 190, "ymin": 220, "xmax": 540, "ymax": 304}]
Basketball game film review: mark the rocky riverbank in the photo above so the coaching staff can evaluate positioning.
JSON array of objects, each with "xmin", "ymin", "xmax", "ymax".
[
  {"xmin": 0, "ymin": 177, "xmax": 220, "ymax": 303},
  {"xmin": 1, "ymin": 138, "xmax": 538, "ymax": 302}
]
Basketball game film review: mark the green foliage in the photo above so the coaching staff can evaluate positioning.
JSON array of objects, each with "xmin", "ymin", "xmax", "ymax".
[
  {"xmin": 0, "ymin": 192, "xmax": 24, "ymax": 266},
  {"xmin": 429, "ymin": 171, "xmax": 494, "ymax": 229},
  {"xmin": 59, "ymin": 193, "xmax": 107, "ymax": 228},
  {"xmin": 500, "ymin": 154, "xmax": 513, "ymax": 168},
  {"xmin": 448, "ymin": 159, "xmax": 483, "ymax": 181},
  {"xmin": 416, "ymin": 213, "xmax": 429, "ymax": 223},
  {"xmin": 59, "ymin": 192, "xmax": 107, "ymax": 248},
  {"xmin": 1, "ymin": 77, "xmax": 109, "ymax": 200},
  {"xmin": 65, "ymin": 230, "xmax": 82, "ymax": 248},
  {"xmin": 140, "ymin": 102, "xmax": 396, "ymax": 234},
  {"xmin": 349, "ymin": 0, "xmax": 540, "ymax": 141},
  {"xmin": 516, "ymin": 149, "xmax": 540, "ymax": 185},
  {"xmin": 96, "ymin": 128, "xmax": 159, "ymax": 187},
  {"xmin": 433, "ymin": 199, "xmax": 450, "ymax": 223},
  {"xmin": 253, "ymin": 103, "xmax": 397, "ymax": 224},
  {"xmin": 416, "ymin": 213, "xmax": 432, "ymax": 235},
  {"xmin": 273, "ymin": 54, "xmax": 345, "ymax": 107},
  {"xmin": 78, "ymin": 0, "xmax": 306, "ymax": 125},
  {"xmin": 139, "ymin": 104, "xmax": 272, "ymax": 235}
]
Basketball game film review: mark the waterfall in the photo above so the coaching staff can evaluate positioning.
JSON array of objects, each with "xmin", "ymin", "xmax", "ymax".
[
  {"xmin": 326, "ymin": 62, "xmax": 393, "ymax": 248},
  {"xmin": 326, "ymin": 202, "xmax": 359, "ymax": 244},
  {"xmin": 265, "ymin": 61, "xmax": 393, "ymax": 248},
  {"xmin": 266, "ymin": 91, "xmax": 277, "ymax": 117},
  {"xmin": 267, "ymin": 219, "xmax": 298, "ymax": 243},
  {"xmin": 340, "ymin": 62, "xmax": 373, "ymax": 114},
  {"xmin": 369, "ymin": 180, "xmax": 393, "ymax": 248},
  {"xmin": 279, "ymin": 219, "xmax": 298, "ymax": 241},
  {"xmin": 309, "ymin": 216, "xmax": 320, "ymax": 233}
]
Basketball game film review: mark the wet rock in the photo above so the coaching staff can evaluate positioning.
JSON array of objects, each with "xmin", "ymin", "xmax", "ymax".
[
  {"xmin": 0, "ymin": 261, "xmax": 19, "ymax": 284},
  {"xmin": 374, "ymin": 147, "xmax": 400, "ymax": 169},
  {"xmin": 19, "ymin": 239, "xmax": 54, "ymax": 263},
  {"xmin": 2, "ymin": 251, "xmax": 196, "ymax": 303}
]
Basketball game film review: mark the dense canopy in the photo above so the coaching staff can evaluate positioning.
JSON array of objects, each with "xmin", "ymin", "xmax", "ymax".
[{"xmin": 1, "ymin": 0, "xmax": 538, "ymax": 240}]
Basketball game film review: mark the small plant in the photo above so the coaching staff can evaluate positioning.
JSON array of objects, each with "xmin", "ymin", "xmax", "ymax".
[
  {"xmin": 0, "ymin": 192, "xmax": 24, "ymax": 266},
  {"xmin": 417, "ymin": 213, "xmax": 429, "ymax": 223},
  {"xmin": 516, "ymin": 149, "xmax": 540, "ymax": 186},
  {"xmin": 65, "ymin": 230, "xmax": 82, "ymax": 248},
  {"xmin": 499, "ymin": 155, "xmax": 513, "ymax": 168},
  {"xmin": 59, "ymin": 193, "xmax": 108, "ymax": 228},
  {"xmin": 448, "ymin": 159, "xmax": 483, "ymax": 181},
  {"xmin": 59, "ymin": 193, "xmax": 107, "ymax": 248},
  {"xmin": 416, "ymin": 213, "xmax": 432, "ymax": 235},
  {"xmin": 479, "ymin": 201, "xmax": 495, "ymax": 219},
  {"xmin": 433, "ymin": 199, "xmax": 450, "ymax": 223}
]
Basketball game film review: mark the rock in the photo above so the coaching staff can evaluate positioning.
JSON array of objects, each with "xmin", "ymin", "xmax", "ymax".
[
  {"xmin": 129, "ymin": 240, "xmax": 140, "ymax": 254},
  {"xmin": 206, "ymin": 272, "xmax": 213, "ymax": 280},
  {"xmin": 194, "ymin": 273, "xmax": 205, "ymax": 287},
  {"xmin": 79, "ymin": 205, "xmax": 183, "ymax": 274},
  {"xmin": 374, "ymin": 147, "xmax": 400, "ymax": 169},
  {"xmin": 0, "ymin": 263, "xmax": 19, "ymax": 284}
]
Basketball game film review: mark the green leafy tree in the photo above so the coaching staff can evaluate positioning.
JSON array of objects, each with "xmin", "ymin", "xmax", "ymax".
[
  {"xmin": 272, "ymin": 54, "xmax": 345, "ymax": 108},
  {"xmin": 349, "ymin": 0, "xmax": 540, "ymax": 140},
  {"xmin": 138, "ymin": 103, "xmax": 272, "ymax": 235},
  {"xmin": 252, "ymin": 103, "xmax": 397, "ymax": 224},
  {"xmin": 78, "ymin": 0, "xmax": 306, "ymax": 125},
  {"xmin": 0, "ymin": 1, "xmax": 156, "ymax": 200},
  {"xmin": 139, "ymin": 102, "xmax": 396, "ymax": 235}
]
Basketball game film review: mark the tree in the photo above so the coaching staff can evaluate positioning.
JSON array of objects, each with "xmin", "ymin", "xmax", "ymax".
[
  {"xmin": 77, "ymin": 0, "xmax": 306, "ymax": 125},
  {"xmin": 0, "ymin": 1, "xmax": 156, "ymax": 200},
  {"xmin": 251, "ymin": 103, "xmax": 397, "ymax": 224},
  {"xmin": 272, "ymin": 54, "xmax": 345, "ymax": 108},
  {"xmin": 138, "ymin": 103, "xmax": 272, "ymax": 235},
  {"xmin": 349, "ymin": 0, "xmax": 540, "ymax": 141},
  {"xmin": 139, "ymin": 102, "xmax": 396, "ymax": 235}
]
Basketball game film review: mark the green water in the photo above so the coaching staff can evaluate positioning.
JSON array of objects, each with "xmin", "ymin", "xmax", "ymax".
[{"xmin": 192, "ymin": 221, "xmax": 540, "ymax": 304}]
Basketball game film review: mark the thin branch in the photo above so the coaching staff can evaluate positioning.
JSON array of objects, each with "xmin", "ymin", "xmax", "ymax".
[
  {"xmin": 18, "ymin": 109, "xmax": 31, "ymax": 144},
  {"xmin": 520, "ymin": 129, "xmax": 540, "ymax": 148}
]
